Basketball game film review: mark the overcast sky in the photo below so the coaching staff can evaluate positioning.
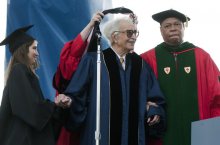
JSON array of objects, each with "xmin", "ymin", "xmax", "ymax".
[{"xmin": 1, "ymin": 0, "xmax": 220, "ymax": 102}]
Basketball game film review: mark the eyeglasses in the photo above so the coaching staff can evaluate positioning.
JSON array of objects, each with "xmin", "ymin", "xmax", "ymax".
[{"xmin": 114, "ymin": 30, "xmax": 139, "ymax": 38}]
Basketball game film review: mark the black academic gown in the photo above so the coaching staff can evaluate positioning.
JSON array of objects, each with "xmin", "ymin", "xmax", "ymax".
[{"xmin": 0, "ymin": 63, "xmax": 63, "ymax": 145}]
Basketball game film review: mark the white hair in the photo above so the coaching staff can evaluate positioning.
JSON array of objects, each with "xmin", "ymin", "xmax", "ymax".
[{"xmin": 102, "ymin": 16, "xmax": 135, "ymax": 46}]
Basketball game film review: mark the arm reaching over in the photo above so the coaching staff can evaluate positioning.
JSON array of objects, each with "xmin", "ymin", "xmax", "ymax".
[{"xmin": 53, "ymin": 12, "xmax": 104, "ymax": 93}]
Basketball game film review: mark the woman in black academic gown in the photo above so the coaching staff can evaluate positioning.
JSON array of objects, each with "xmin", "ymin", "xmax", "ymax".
[{"xmin": 0, "ymin": 25, "xmax": 71, "ymax": 145}]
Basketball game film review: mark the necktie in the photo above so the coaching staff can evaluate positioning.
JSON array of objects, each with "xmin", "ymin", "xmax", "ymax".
[
  {"xmin": 119, "ymin": 57, "xmax": 124, "ymax": 64},
  {"xmin": 119, "ymin": 57, "xmax": 125, "ymax": 70}
]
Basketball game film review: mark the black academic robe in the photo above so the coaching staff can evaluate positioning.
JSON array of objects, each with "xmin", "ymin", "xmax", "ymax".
[{"xmin": 0, "ymin": 63, "xmax": 63, "ymax": 145}]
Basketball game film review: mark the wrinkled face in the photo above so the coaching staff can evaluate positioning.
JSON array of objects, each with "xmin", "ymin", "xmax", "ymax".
[
  {"xmin": 113, "ymin": 21, "xmax": 139, "ymax": 53},
  {"xmin": 28, "ymin": 40, "xmax": 39, "ymax": 65},
  {"xmin": 160, "ymin": 17, "xmax": 185, "ymax": 46}
]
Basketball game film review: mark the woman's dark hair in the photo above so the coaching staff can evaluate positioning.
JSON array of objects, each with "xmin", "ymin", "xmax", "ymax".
[{"xmin": 5, "ymin": 40, "xmax": 39, "ymax": 83}]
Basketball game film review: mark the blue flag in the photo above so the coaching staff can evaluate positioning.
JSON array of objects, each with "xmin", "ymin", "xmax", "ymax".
[{"xmin": 6, "ymin": 0, "xmax": 112, "ymax": 100}]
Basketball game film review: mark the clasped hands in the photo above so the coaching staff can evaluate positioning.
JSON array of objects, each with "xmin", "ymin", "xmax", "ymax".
[{"xmin": 55, "ymin": 94, "xmax": 72, "ymax": 109}]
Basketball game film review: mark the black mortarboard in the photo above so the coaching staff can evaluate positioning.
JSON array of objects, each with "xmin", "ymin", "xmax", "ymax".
[
  {"xmin": 152, "ymin": 9, "xmax": 190, "ymax": 24},
  {"xmin": 0, "ymin": 25, "xmax": 35, "ymax": 54}
]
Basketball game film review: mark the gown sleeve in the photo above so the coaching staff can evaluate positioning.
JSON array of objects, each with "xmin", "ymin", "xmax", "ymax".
[
  {"xmin": 8, "ymin": 64, "xmax": 55, "ymax": 131},
  {"xmin": 63, "ymin": 54, "xmax": 93, "ymax": 131},
  {"xmin": 142, "ymin": 62, "xmax": 166, "ymax": 138},
  {"xmin": 205, "ymin": 56, "xmax": 220, "ymax": 117},
  {"xmin": 53, "ymin": 34, "xmax": 88, "ymax": 93}
]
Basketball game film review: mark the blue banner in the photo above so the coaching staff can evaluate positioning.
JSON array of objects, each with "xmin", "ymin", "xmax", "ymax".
[{"xmin": 6, "ymin": 0, "xmax": 112, "ymax": 100}]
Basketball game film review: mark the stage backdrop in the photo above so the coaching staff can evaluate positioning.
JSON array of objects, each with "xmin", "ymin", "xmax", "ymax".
[{"xmin": 6, "ymin": 0, "xmax": 112, "ymax": 100}]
